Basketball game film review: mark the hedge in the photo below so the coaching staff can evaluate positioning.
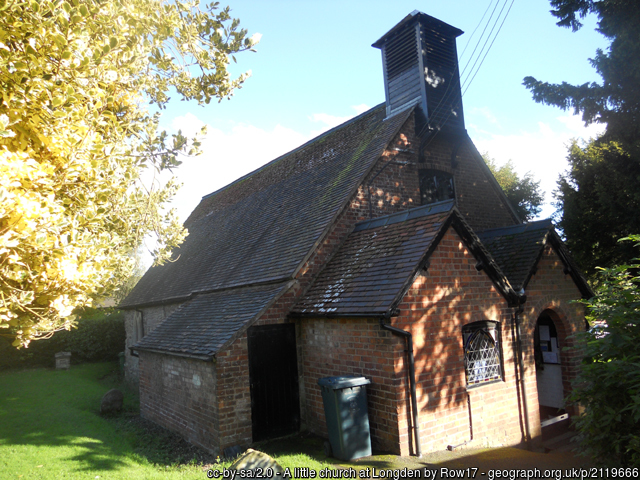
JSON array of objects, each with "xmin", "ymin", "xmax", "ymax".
[{"xmin": 0, "ymin": 308, "xmax": 125, "ymax": 370}]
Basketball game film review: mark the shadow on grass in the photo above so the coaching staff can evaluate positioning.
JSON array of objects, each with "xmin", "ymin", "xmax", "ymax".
[
  {"xmin": 0, "ymin": 363, "xmax": 590, "ymax": 477},
  {"xmin": 0, "ymin": 362, "xmax": 149, "ymax": 473}
]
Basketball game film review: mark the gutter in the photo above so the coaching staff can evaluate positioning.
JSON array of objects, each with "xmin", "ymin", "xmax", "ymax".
[
  {"xmin": 130, "ymin": 346, "xmax": 214, "ymax": 362},
  {"xmin": 292, "ymin": 310, "xmax": 399, "ymax": 319},
  {"xmin": 379, "ymin": 317, "xmax": 422, "ymax": 458},
  {"xmin": 120, "ymin": 276, "xmax": 293, "ymax": 310}
]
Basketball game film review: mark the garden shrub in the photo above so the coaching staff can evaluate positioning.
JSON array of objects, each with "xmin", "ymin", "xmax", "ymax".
[{"xmin": 568, "ymin": 235, "xmax": 640, "ymax": 466}]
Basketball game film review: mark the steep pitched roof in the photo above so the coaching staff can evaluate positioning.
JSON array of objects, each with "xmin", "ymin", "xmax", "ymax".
[
  {"xmin": 478, "ymin": 220, "xmax": 593, "ymax": 298},
  {"xmin": 121, "ymin": 104, "xmax": 413, "ymax": 309},
  {"xmin": 292, "ymin": 201, "xmax": 453, "ymax": 316},
  {"xmin": 292, "ymin": 201, "xmax": 521, "ymax": 317},
  {"xmin": 133, "ymin": 282, "xmax": 291, "ymax": 359},
  {"xmin": 478, "ymin": 220, "xmax": 553, "ymax": 291}
]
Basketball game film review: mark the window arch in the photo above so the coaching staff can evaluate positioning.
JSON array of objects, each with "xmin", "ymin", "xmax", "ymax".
[
  {"xmin": 419, "ymin": 169, "xmax": 455, "ymax": 205},
  {"xmin": 463, "ymin": 321, "xmax": 502, "ymax": 386}
]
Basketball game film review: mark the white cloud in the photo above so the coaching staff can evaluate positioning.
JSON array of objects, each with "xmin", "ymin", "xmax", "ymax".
[
  {"xmin": 471, "ymin": 113, "xmax": 605, "ymax": 220},
  {"xmin": 352, "ymin": 104, "xmax": 370, "ymax": 115},
  {"xmin": 166, "ymin": 113, "xmax": 310, "ymax": 222},
  {"xmin": 468, "ymin": 106, "xmax": 500, "ymax": 127},
  {"xmin": 308, "ymin": 104, "xmax": 371, "ymax": 136},
  {"xmin": 309, "ymin": 112, "xmax": 352, "ymax": 129}
]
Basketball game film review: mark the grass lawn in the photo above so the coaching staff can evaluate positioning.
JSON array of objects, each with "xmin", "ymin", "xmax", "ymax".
[
  {"xmin": 0, "ymin": 361, "xmax": 589, "ymax": 479},
  {"xmin": 0, "ymin": 362, "xmax": 336, "ymax": 479}
]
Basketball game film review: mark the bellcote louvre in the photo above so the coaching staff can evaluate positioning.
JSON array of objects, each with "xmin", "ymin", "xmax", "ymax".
[{"xmin": 373, "ymin": 10, "xmax": 465, "ymax": 133}]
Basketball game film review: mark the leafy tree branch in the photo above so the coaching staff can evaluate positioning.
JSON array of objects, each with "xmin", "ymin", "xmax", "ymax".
[{"xmin": 0, "ymin": 0, "xmax": 258, "ymax": 346}]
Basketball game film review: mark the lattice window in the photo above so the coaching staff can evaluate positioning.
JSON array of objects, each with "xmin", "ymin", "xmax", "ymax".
[{"xmin": 463, "ymin": 322, "xmax": 502, "ymax": 386}]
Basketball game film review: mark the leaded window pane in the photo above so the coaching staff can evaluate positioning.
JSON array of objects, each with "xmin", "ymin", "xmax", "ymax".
[{"xmin": 464, "ymin": 329, "xmax": 501, "ymax": 385}]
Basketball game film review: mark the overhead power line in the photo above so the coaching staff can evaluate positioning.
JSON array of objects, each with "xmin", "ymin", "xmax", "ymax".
[{"xmin": 420, "ymin": 0, "xmax": 516, "ymax": 148}]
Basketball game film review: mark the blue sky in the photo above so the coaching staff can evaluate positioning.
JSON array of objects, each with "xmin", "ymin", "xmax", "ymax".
[{"xmin": 157, "ymin": 0, "xmax": 606, "ymax": 224}]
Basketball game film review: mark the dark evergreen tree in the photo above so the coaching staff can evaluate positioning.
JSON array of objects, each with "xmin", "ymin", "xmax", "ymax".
[{"xmin": 524, "ymin": 0, "xmax": 640, "ymax": 276}]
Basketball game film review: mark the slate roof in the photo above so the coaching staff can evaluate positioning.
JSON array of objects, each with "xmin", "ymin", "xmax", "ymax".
[
  {"xmin": 121, "ymin": 103, "xmax": 413, "ymax": 309},
  {"xmin": 292, "ymin": 201, "xmax": 455, "ymax": 316},
  {"xmin": 478, "ymin": 220, "xmax": 593, "ymax": 298},
  {"xmin": 134, "ymin": 282, "xmax": 291, "ymax": 358},
  {"xmin": 292, "ymin": 200, "xmax": 545, "ymax": 316},
  {"xmin": 478, "ymin": 219, "xmax": 553, "ymax": 291}
]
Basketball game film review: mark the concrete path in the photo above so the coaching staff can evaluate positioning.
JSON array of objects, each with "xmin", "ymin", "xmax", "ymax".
[{"xmin": 348, "ymin": 421, "xmax": 592, "ymax": 479}]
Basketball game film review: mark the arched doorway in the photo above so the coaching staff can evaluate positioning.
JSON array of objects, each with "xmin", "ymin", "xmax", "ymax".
[{"xmin": 534, "ymin": 311, "xmax": 565, "ymax": 421}]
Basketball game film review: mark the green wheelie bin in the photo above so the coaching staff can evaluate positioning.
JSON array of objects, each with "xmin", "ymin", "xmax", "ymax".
[{"xmin": 317, "ymin": 376, "xmax": 372, "ymax": 460}]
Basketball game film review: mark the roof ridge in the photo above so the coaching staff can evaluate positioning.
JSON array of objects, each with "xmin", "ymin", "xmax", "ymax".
[
  {"xmin": 122, "ymin": 101, "xmax": 411, "ymax": 309},
  {"xmin": 200, "ymin": 103, "xmax": 386, "ymax": 201},
  {"xmin": 478, "ymin": 218, "xmax": 553, "ymax": 238}
]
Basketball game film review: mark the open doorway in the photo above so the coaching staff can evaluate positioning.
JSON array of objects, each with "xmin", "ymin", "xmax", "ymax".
[
  {"xmin": 247, "ymin": 323, "xmax": 300, "ymax": 442},
  {"xmin": 534, "ymin": 311, "xmax": 565, "ymax": 422}
]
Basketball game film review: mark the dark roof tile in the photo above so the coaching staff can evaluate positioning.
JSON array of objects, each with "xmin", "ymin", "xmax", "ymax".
[
  {"xmin": 134, "ymin": 282, "xmax": 291, "ymax": 357},
  {"xmin": 293, "ymin": 202, "xmax": 454, "ymax": 316},
  {"xmin": 121, "ymin": 104, "xmax": 412, "ymax": 308},
  {"xmin": 477, "ymin": 219, "xmax": 553, "ymax": 290}
]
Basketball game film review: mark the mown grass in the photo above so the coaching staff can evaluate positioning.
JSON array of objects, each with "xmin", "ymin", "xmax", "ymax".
[
  {"xmin": 0, "ymin": 361, "xmax": 590, "ymax": 479},
  {"xmin": 0, "ymin": 362, "xmax": 209, "ymax": 479},
  {"xmin": 0, "ymin": 362, "xmax": 341, "ymax": 479}
]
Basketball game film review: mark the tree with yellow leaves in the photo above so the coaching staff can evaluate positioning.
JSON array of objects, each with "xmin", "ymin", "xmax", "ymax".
[{"xmin": 0, "ymin": 0, "xmax": 258, "ymax": 346}]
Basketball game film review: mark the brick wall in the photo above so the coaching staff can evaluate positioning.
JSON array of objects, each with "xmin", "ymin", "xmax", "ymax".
[
  {"xmin": 390, "ymin": 226, "xmax": 538, "ymax": 454},
  {"xmin": 353, "ymin": 113, "xmax": 517, "ymax": 231},
  {"xmin": 213, "ymin": 331, "xmax": 252, "ymax": 450},
  {"xmin": 298, "ymin": 317, "xmax": 404, "ymax": 453},
  {"xmin": 124, "ymin": 303, "xmax": 181, "ymax": 385},
  {"xmin": 138, "ymin": 351, "xmax": 219, "ymax": 454},
  {"xmin": 518, "ymin": 244, "xmax": 587, "ymax": 416}
]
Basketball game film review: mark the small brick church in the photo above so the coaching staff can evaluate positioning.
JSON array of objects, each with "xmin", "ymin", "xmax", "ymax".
[{"xmin": 120, "ymin": 11, "xmax": 592, "ymax": 456}]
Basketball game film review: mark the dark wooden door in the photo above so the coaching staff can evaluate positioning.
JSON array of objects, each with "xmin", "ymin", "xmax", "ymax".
[{"xmin": 247, "ymin": 323, "xmax": 300, "ymax": 441}]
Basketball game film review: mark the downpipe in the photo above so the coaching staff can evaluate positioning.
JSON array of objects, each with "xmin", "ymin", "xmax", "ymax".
[
  {"xmin": 379, "ymin": 318, "xmax": 422, "ymax": 458},
  {"xmin": 514, "ymin": 294, "xmax": 532, "ymax": 448}
]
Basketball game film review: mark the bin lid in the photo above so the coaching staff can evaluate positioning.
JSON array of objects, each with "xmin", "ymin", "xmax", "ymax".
[{"xmin": 317, "ymin": 376, "xmax": 371, "ymax": 389}]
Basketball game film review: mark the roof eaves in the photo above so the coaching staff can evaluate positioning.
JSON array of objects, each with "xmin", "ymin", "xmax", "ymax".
[
  {"xmin": 478, "ymin": 218, "xmax": 553, "ymax": 240},
  {"xmin": 354, "ymin": 199, "xmax": 454, "ymax": 232},
  {"xmin": 372, "ymin": 11, "xmax": 463, "ymax": 49},
  {"xmin": 291, "ymin": 310, "xmax": 391, "ymax": 319},
  {"xmin": 119, "ymin": 275, "xmax": 293, "ymax": 310},
  {"xmin": 133, "ymin": 346, "xmax": 213, "ymax": 362}
]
